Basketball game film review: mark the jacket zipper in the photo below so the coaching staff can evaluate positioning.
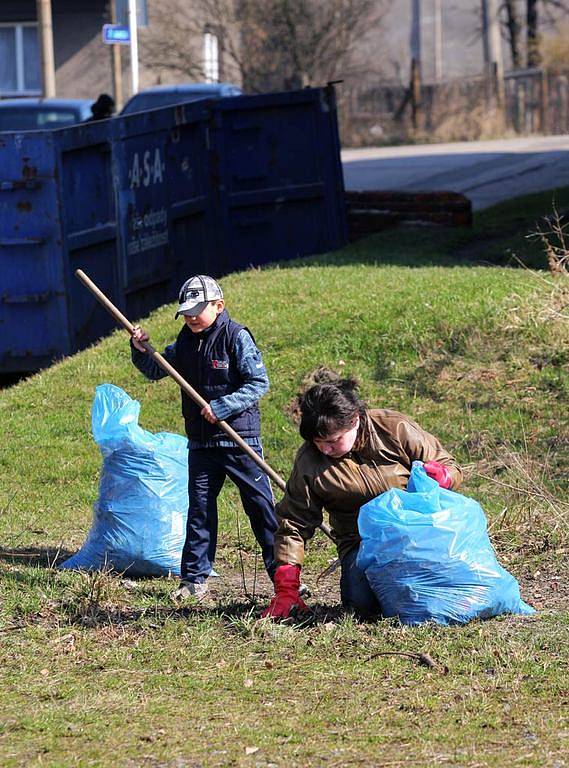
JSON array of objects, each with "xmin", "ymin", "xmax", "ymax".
[{"xmin": 197, "ymin": 337, "xmax": 205, "ymax": 442}]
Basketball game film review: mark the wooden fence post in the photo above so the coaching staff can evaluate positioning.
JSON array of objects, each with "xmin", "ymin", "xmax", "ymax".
[
  {"xmin": 516, "ymin": 81, "xmax": 526, "ymax": 133},
  {"xmin": 493, "ymin": 61, "xmax": 505, "ymax": 109},
  {"xmin": 411, "ymin": 58, "xmax": 422, "ymax": 131},
  {"xmin": 559, "ymin": 75, "xmax": 569, "ymax": 134},
  {"xmin": 540, "ymin": 70, "xmax": 549, "ymax": 134}
]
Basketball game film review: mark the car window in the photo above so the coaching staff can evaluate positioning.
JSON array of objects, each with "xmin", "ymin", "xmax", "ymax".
[
  {"xmin": 38, "ymin": 110, "xmax": 79, "ymax": 127},
  {"xmin": 122, "ymin": 90, "xmax": 221, "ymax": 115},
  {"xmin": 0, "ymin": 109, "xmax": 41, "ymax": 130},
  {"xmin": 0, "ymin": 108, "xmax": 79, "ymax": 131}
]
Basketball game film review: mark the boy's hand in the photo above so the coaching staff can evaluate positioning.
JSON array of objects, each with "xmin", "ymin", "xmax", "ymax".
[
  {"xmin": 201, "ymin": 404, "xmax": 218, "ymax": 424},
  {"xmin": 131, "ymin": 325, "xmax": 150, "ymax": 353}
]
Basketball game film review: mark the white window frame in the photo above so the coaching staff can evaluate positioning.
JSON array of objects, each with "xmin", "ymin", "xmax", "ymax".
[
  {"xmin": 0, "ymin": 22, "xmax": 41, "ymax": 96},
  {"xmin": 203, "ymin": 29, "xmax": 219, "ymax": 84}
]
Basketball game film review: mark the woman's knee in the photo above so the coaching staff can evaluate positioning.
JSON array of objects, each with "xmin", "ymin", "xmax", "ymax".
[{"xmin": 340, "ymin": 548, "xmax": 381, "ymax": 620}]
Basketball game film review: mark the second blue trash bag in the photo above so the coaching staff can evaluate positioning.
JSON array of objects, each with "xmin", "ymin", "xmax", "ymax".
[
  {"xmin": 357, "ymin": 462, "xmax": 534, "ymax": 625},
  {"xmin": 59, "ymin": 384, "xmax": 188, "ymax": 576}
]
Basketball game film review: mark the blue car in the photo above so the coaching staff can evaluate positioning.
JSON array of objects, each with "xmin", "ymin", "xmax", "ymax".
[
  {"xmin": 120, "ymin": 82, "xmax": 242, "ymax": 115},
  {"xmin": 0, "ymin": 98, "xmax": 95, "ymax": 131}
]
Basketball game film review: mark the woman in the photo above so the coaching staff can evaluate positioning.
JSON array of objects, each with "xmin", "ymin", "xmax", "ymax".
[{"xmin": 263, "ymin": 378, "xmax": 463, "ymax": 620}]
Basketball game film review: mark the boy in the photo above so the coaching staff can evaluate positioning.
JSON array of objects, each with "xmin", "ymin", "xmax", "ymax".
[{"xmin": 130, "ymin": 275, "xmax": 277, "ymax": 601}]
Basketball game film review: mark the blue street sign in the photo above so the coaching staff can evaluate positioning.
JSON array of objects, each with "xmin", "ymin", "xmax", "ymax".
[{"xmin": 102, "ymin": 24, "xmax": 131, "ymax": 44}]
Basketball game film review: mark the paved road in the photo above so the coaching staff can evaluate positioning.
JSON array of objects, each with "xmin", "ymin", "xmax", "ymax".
[{"xmin": 342, "ymin": 136, "xmax": 569, "ymax": 210}]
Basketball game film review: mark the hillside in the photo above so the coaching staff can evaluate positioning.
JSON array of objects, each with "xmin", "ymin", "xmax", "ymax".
[{"xmin": 0, "ymin": 190, "xmax": 567, "ymax": 767}]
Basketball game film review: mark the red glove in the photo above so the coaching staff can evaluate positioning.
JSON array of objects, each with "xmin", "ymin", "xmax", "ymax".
[
  {"xmin": 424, "ymin": 461, "xmax": 453, "ymax": 489},
  {"xmin": 262, "ymin": 564, "xmax": 309, "ymax": 619}
]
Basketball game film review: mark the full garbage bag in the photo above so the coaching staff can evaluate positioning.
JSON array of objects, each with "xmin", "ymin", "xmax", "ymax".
[
  {"xmin": 357, "ymin": 462, "xmax": 534, "ymax": 625},
  {"xmin": 59, "ymin": 384, "xmax": 188, "ymax": 576}
]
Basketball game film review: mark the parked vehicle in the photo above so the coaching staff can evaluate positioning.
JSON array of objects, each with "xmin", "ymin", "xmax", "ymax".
[
  {"xmin": 0, "ymin": 98, "xmax": 94, "ymax": 131},
  {"xmin": 120, "ymin": 83, "xmax": 242, "ymax": 115}
]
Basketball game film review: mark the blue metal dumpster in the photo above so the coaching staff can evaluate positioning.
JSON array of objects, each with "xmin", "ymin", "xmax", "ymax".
[{"xmin": 0, "ymin": 86, "xmax": 346, "ymax": 374}]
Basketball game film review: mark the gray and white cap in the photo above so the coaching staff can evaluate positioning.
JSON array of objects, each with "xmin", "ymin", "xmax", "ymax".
[{"xmin": 175, "ymin": 275, "xmax": 223, "ymax": 318}]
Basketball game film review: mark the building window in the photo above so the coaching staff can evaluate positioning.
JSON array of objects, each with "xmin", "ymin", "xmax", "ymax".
[
  {"xmin": 0, "ymin": 23, "xmax": 41, "ymax": 95},
  {"xmin": 203, "ymin": 30, "xmax": 219, "ymax": 83}
]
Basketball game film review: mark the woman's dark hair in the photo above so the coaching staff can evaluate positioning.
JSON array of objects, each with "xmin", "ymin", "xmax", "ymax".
[{"xmin": 299, "ymin": 377, "xmax": 365, "ymax": 442}]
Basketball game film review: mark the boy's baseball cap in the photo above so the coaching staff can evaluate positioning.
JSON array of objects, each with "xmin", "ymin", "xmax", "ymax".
[{"xmin": 175, "ymin": 275, "xmax": 223, "ymax": 318}]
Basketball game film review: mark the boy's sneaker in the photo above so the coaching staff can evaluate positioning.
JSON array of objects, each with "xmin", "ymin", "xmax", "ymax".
[{"xmin": 171, "ymin": 580, "xmax": 208, "ymax": 602}]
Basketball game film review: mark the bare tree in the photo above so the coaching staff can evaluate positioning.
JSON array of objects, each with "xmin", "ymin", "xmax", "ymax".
[
  {"xmin": 527, "ymin": 0, "xmax": 540, "ymax": 65},
  {"xmin": 137, "ymin": 0, "xmax": 232, "ymax": 83},
  {"xmin": 502, "ymin": 0, "xmax": 522, "ymax": 67},
  {"xmin": 140, "ymin": 0, "xmax": 384, "ymax": 93},
  {"xmin": 498, "ymin": 0, "xmax": 569, "ymax": 69}
]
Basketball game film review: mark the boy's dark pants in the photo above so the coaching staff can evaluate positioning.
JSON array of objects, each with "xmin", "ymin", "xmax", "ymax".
[{"xmin": 181, "ymin": 446, "xmax": 277, "ymax": 583}]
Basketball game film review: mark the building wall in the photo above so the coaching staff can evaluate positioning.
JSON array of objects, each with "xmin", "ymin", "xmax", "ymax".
[
  {"xmin": 52, "ymin": 0, "xmax": 208, "ymax": 101},
  {"xmin": 0, "ymin": 1, "xmax": 36, "ymax": 23},
  {"xmin": 1, "ymin": 1, "xmax": 567, "ymax": 103},
  {"xmin": 54, "ymin": 1, "xmax": 117, "ymax": 98},
  {"xmin": 359, "ymin": 0, "xmax": 500, "ymax": 84},
  {"xmin": 366, "ymin": 0, "xmax": 567, "ymax": 85},
  {"xmin": 136, "ymin": 0, "xmax": 229, "ymax": 92},
  {"xmin": 0, "ymin": 0, "xmax": 114, "ymax": 99}
]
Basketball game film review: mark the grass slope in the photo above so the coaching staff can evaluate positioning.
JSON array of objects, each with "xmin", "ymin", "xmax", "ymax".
[{"xmin": 0, "ymin": 189, "xmax": 567, "ymax": 767}]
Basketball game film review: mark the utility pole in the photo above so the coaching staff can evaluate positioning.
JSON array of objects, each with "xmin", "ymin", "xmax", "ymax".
[
  {"xmin": 410, "ymin": 0, "xmax": 422, "ymax": 130},
  {"xmin": 481, "ymin": 0, "xmax": 503, "ymax": 80},
  {"xmin": 110, "ymin": 1, "xmax": 124, "ymax": 110},
  {"xmin": 37, "ymin": 0, "xmax": 56, "ymax": 97},
  {"xmin": 410, "ymin": 0, "xmax": 422, "ymax": 68},
  {"xmin": 128, "ymin": 0, "xmax": 139, "ymax": 95},
  {"xmin": 481, "ymin": 0, "xmax": 504, "ymax": 106},
  {"xmin": 434, "ymin": 0, "xmax": 442, "ymax": 82}
]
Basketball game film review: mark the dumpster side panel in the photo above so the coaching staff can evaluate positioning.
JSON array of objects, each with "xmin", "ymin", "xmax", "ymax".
[
  {"xmin": 317, "ymin": 86, "xmax": 348, "ymax": 248},
  {"xmin": 56, "ymin": 122, "xmax": 121, "ymax": 353},
  {"xmin": 0, "ymin": 134, "xmax": 70, "ymax": 372},
  {"xmin": 215, "ymin": 89, "xmax": 347, "ymax": 272},
  {"xmin": 114, "ymin": 104, "xmax": 216, "ymax": 321},
  {"xmin": 167, "ymin": 117, "xmax": 218, "ymax": 287},
  {"xmin": 117, "ymin": 129, "xmax": 173, "ymax": 294}
]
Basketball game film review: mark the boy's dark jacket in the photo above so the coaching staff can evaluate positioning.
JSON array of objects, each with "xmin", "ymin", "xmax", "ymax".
[{"xmin": 175, "ymin": 309, "xmax": 260, "ymax": 442}]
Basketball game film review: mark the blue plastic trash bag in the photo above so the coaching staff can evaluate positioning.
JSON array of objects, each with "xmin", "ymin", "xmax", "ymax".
[
  {"xmin": 357, "ymin": 461, "xmax": 535, "ymax": 625},
  {"xmin": 59, "ymin": 384, "xmax": 188, "ymax": 577}
]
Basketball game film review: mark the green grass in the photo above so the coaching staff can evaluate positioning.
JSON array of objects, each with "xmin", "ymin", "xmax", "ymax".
[{"xmin": 0, "ymin": 188, "xmax": 568, "ymax": 767}]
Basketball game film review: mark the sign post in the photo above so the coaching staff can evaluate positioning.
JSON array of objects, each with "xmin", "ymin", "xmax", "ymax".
[
  {"xmin": 128, "ymin": 0, "xmax": 139, "ymax": 96},
  {"xmin": 103, "ymin": 1, "xmax": 146, "ymax": 104},
  {"xmin": 105, "ymin": 2, "xmax": 125, "ymax": 111}
]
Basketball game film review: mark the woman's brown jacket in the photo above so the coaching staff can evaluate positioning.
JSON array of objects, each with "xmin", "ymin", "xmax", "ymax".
[{"xmin": 274, "ymin": 408, "xmax": 463, "ymax": 565}]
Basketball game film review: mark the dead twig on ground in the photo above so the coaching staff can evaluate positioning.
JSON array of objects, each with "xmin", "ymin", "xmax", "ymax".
[{"xmin": 364, "ymin": 650, "xmax": 449, "ymax": 674}]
